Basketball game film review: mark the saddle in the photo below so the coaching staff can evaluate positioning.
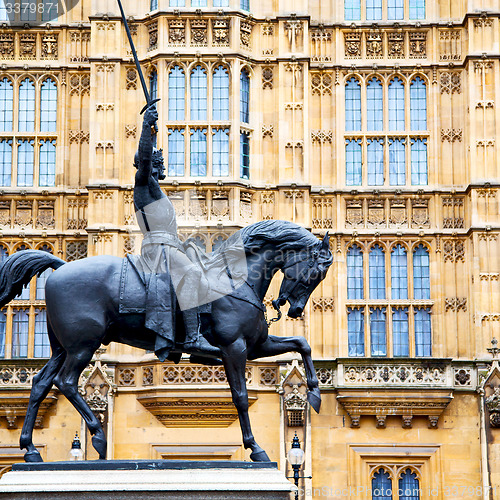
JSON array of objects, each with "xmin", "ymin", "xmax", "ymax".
[{"xmin": 119, "ymin": 255, "xmax": 147, "ymax": 314}]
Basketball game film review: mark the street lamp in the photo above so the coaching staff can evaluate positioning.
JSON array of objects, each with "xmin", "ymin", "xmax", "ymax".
[
  {"xmin": 68, "ymin": 432, "xmax": 84, "ymax": 461},
  {"xmin": 287, "ymin": 432, "xmax": 310, "ymax": 500}
]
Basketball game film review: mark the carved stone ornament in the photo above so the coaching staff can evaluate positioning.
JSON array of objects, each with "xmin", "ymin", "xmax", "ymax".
[
  {"xmin": 284, "ymin": 385, "xmax": 308, "ymax": 427},
  {"xmin": 148, "ymin": 21, "xmax": 158, "ymax": 51},
  {"xmin": 240, "ymin": 21, "xmax": 252, "ymax": 49},
  {"xmin": 126, "ymin": 68, "xmax": 137, "ymax": 90},
  {"xmin": 169, "ymin": 19, "xmax": 186, "ymax": 45},
  {"xmin": 366, "ymin": 31, "xmax": 383, "ymax": 58},
  {"xmin": 409, "ymin": 32, "xmax": 426, "ymax": 58},
  {"xmin": 411, "ymin": 199, "xmax": 429, "ymax": 227},
  {"xmin": 0, "ymin": 33, "xmax": 14, "ymax": 59},
  {"xmin": 41, "ymin": 33, "xmax": 58, "ymax": 60},
  {"xmin": 262, "ymin": 67, "xmax": 273, "ymax": 89},
  {"xmin": 14, "ymin": 200, "xmax": 33, "ymax": 228},
  {"xmin": 346, "ymin": 200, "xmax": 363, "ymax": 226},
  {"xmin": 191, "ymin": 19, "xmax": 208, "ymax": 46},
  {"xmin": 389, "ymin": 199, "xmax": 407, "ymax": 225},
  {"xmin": 69, "ymin": 74, "xmax": 91, "ymax": 96},
  {"xmin": 440, "ymin": 71, "xmax": 461, "ymax": 94},
  {"xmin": 212, "ymin": 18, "xmax": 229, "ymax": 47},
  {"xmin": 36, "ymin": 200, "xmax": 55, "ymax": 229},
  {"xmin": 368, "ymin": 199, "xmax": 385, "ymax": 226},
  {"xmin": 311, "ymin": 72, "xmax": 333, "ymax": 96},
  {"xmin": 211, "ymin": 190, "xmax": 230, "ymax": 220},
  {"xmin": 20, "ymin": 33, "xmax": 36, "ymax": 60},
  {"xmin": 388, "ymin": 32, "xmax": 404, "ymax": 58},
  {"xmin": 344, "ymin": 32, "xmax": 361, "ymax": 58}
]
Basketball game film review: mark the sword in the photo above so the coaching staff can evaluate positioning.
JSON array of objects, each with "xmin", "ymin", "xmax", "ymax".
[{"xmin": 116, "ymin": 0, "xmax": 160, "ymax": 132}]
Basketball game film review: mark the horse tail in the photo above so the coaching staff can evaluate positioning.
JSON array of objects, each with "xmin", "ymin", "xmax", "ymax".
[{"xmin": 0, "ymin": 250, "xmax": 66, "ymax": 307}]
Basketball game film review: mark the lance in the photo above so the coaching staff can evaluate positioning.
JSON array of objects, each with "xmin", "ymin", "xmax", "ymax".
[{"xmin": 116, "ymin": 0, "xmax": 160, "ymax": 132}]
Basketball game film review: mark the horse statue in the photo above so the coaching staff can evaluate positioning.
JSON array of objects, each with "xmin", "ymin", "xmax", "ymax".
[{"xmin": 0, "ymin": 220, "xmax": 332, "ymax": 463}]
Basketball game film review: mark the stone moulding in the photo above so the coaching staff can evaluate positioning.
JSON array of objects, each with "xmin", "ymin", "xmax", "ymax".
[{"xmin": 0, "ymin": 390, "xmax": 58, "ymax": 429}]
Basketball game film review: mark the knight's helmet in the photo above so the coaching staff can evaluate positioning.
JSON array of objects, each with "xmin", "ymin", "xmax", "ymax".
[{"xmin": 134, "ymin": 148, "xmax": 166, "ymax": 180}]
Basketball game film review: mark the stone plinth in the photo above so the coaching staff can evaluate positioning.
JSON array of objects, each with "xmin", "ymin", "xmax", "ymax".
[{"xmin": 0, "ymin": 460, "xmax": 294, "ymax": 500}]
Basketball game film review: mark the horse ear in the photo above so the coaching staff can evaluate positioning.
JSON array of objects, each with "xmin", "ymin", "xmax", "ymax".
[{"xmin": 321, "ymin": 232, "xmax": 330, "ymax": 250}]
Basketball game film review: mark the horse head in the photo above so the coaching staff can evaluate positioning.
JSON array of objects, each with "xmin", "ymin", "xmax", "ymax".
[{"xmin": 272, "ymin": 233, "xmax": 333, "ymax": 318}]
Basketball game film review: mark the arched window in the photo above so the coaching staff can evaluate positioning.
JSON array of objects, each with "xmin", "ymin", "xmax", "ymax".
[
  {"xmin": 18, "ymin": 78, "xmax": 35, "ymax": 132},
  {"xmin": 372, "ymin": 468, "xmax": 393, "ymax": 500},
  {"xmin": 213, "ymin": 66, "xmax": 229, "ymax": 121},
  {"xmin": 391, "ymin": 244, "xmax": 407, "ymax": 299},
  {"xmin": 347, "ymin": 245, "xmax": 363, "ymax": 299},
  {"xmin": 39, "ymin": 140, "xmax": 56, "ymax": 187},
  {"xmin": 212, "ymin": 235, "xmax": 226, "ymax": 251},
  {"xmin": 370, "ymin": 307, "xmax": 386, "ymax": 356},
  {"xmin": 399, "ymin": 468, "xmax": 420, "ymax": 500},
  {"xmin": 415, "ymin": 307, "xmax": 431, "ymax": 356},
  {"xmin": 150, "ymin": 70, "xmax": 158, "ymax": 101},
  {"xmin": 191, "ymin": 65, "xmax": 207, "ymax": 121},
  {"xmin": 17, "ymin": 139, "xmax": 34, "ymax": 187},
  {"xmin": 388, "ymin": 0, "xmax": 404, "ymax": 19},
  {"xmin": 345, "ymin": 0, "xmax": 361, "ymax": 20},
  {"xmin": 0, "ymin": 310, "xmax": 5, "ymax": 359},
  {"xmin": 366, "ymin": 0, "xmax": 382, "ymax": 20},
  {"xmin": 367, "ymin": 138, "xmax": 384, "ymax": 185},
  {"xmin": 34, "ymin": 309, "xmax": 50, "ymax": 358},
  {"xmin": 0, "ymin": 140, "xmax": 12, "ymax": 187},
  {"xmin": 348, "ymin": 307, "xmax": 364, "ymax": 356},
  {"xmin": 168, "ymin": 66, "xmax": 185, "ymax": 121},
  {"xmin": 388, "ymin": 77, "xmax": 404, "ymax": 131},
  {"xmin": 168, "ymin": 128, "xmax": 185, "ymax": 176},
  {"xmin": 190, "ymin": 128, "xmax": 207, "ymax": 176},
  {"xmin": 367, "ymin": 78, "xmax": 383, "ymax": 131},
  {"xmin": 410, "ymin": 77, "xmax": 427, "ymax": 130},
  {"xmin": 0, "ymin": 77, "xmax": 13, "ymax": 132},
  {"xmin": 190, "ymin": 235, "xmax": 206, "ymax": 250},
  {"xmin": 409, "ymin": 0, "xmax": 425, "ymax": 19},
  {"xmin": 240, "ymin": 132, "xmax": 250, "ymax": 179},
  {"xmin": 389, "ymin": 138, "xmax": 405, "ymax": 186},
  {"xmin": 413, "ymin": 244, "xmax": 430, "ymax": 299},
  {"xmin": 393, "ymin": 308, "xmax": 409, "ymax": 356},
  {"xmin": 40, "ymin": 78, "xmax": 57, "ymax": 132},
  {"xmin": 410, "ymin": 138, "xmax": 427, "ymax": 185},
  {"xmin": 345, "ymin": 78, "xmax": 361, "ymax": 131},
  {"xmin": 369, "ymin": 245, "xmax": 385, "ymax": 299},
  {"xmin": 213, "ymin": 128, "xmax": 229, "ymax": 176},
  {"xmin": 240, "ymin": 69, "xmax": 250, "ymax": 123},
  {"xmin": 12, "ymin": 309, "xmax": 29, "ymax": 358},
  {"xmin": 346, "ymin": 139, "xmax": 362, "ymax": 185}
]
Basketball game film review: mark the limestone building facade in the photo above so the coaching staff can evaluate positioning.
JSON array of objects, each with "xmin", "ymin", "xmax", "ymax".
[{"xmin": 0, "ymin": 0, "xmax": 499, "ymax": 497}]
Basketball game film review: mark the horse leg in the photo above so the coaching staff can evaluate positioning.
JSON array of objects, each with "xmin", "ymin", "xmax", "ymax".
[
  {"xmin": 221, "ymin": 338, "xmax": 270, "ymax": 462},
  {"xmin": 248, "ymin": 335, "xmax": 321, "ymax": 413},
  {"xmin": 53, "ymin": 345, "xmax": 107, "ymax": 459},
  {"xmin": 20, "ymin": 343, "xmax": 66, "ymax": 462}
]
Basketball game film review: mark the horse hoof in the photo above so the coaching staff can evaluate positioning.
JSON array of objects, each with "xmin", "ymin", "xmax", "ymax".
[
  {"xmin": 307, "ymin": 389, "xmax": 321, "ymax": 413},
  {"xmin": 91, "ymin": 435, "xmax": 107, "ymax": 460},
  {"xmin": 24, "ymin": 450, "xmax": 43, "ymax": 463},
  {"xmin": 250, "ymin": 450, "xmax": 270, "ymax": 462}
]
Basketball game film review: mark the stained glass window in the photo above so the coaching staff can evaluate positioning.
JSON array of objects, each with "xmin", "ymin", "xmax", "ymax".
[
  {"xmin": 213, "ymin": 128, "xmax": 229, "ymax": 176},
  {"xmin": 168, "ymin": 128, "xmax": 185, "ymax": 176},
  {"xmin": 190, "ymin": 128, "xmax": 207, "ymax": 176},
  {"xmin": 0, "ymin": 78, "xmax": 13, "ymax": 132},
  {"xmin": 191, "ymin": 66, "xmax": 207, "ymax": 121},
  {"xmin": 168, "ymin": 66, "xmax": 185, "ymax": 121},
  {"xmin": 345, "ymin": 78, "xmax": 361, "ymax": 131},
  {"xmin": 213, "ymin": 66, "xmax": 229, "ymax": 121}
]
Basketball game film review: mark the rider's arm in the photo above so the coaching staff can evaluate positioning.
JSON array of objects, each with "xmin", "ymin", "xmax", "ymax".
[{"xmin": 135, "ymin": 106, "xmax": 157, "ymax": 186}]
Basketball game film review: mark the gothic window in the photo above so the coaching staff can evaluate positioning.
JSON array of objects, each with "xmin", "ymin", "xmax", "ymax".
[
  {"xmin": 413, "ymin": 244, "xmax": 430, "ymax": 299},
  {"xmin": 348, "ymin": 307, "xmax": 365, "ymax": 356},
  {"xmin": 17, "ymin": 139, "xmax": 34, "ymax": 187},
  {"xmin": 410, "ymin": 138, "xmax": 427, "ymax": 185},
  {"xmin": 0, "ymin": 246, "xmax": 7, "ymax": 262},
  {"xmin": 168, "ymin": 66, "xmax": 185, "ymax": 121},
  {"xmin": 409, "ymin": 0, "xmax": 425, "ymax": 19},
  {"xmin": 346, "ymin": 139, "xmax": 362, "ymax": 185},
  {"xmin": 212, "ymin": 235, "xmax": 226, "ymax": 251},
  {"xmin": 191, "ymin": 66, "xmax": 207, "ymax": 121},
  {"xmin": 150, "ymin": 0, "xmax": 158, "ymax": 10},
  {"xmin": 150, "ymin": 70, "xmax": 158, "ymax": 101},
  {"xmin": 12, "ymin": 309, "xmax": 29, "ymax": 358},
  {"xmin": 367, "ymin": 78, "xmax": 383, "ymax": 131},
  {"xmin": 241, "ymin": 0, "xmax": 250, "ymax": 10},
  {"xmin": 345, "ymin": 0, "xmax": 361, "ymax": 20},
  {"xmin": 20, "ymin": 2, "xmax": 37, "ymax": 21},
  {"xmin": 213, "ymin": 66, "xmax": 229, "ymax": 121},
  {"xmin": 345, "ymin": 78, "xmax": 361, "ymax": 131},
  {"xmin": 389, "ymin": 139, "xmax": 405, "ymax": 185},
  {"xmin": 0, "ymin": 77, "xmax": 13, "ymax": 132},
  {"xmin": 0, "ymin": 0, "xmax": 7, "ymax": 21},
  {"xmin": 410, "ymin": 77, "xmax": 427, "ymax": 130},
  {"xmin": 367, "ymin": 139, "xmax": 384, "ymax": 185},
  {"xmin": 366, "ymin": 0, "xmax": 382, "ymax": 20},
  {"xmin": 347, "ymin": 245, "xmax": 364, "ymax": 299},
  {"xmin": 388, "ymin": 0, "xmax": 404, "ymax": 19},
  {"xmin": 393, "ymin": 307, "xmax": 409, "ymax": 356},
  {"xmin": 18, "ymin": 78, "xmax": 35, "ymax": 132},
  {"xmin": 399, "ymin": 469, "xmax": 420, "ymax": 500},
  {"xmin": 391, "ymin": 244, "xmax": 408, "ymax": 299},
  {"xmin": 0, "ymin": 310, "xmax": 5, "ymax": 358},
  {"xmin": 169, "ymin": 0, "xmax": 185, "ymax": 6},
  {"xmin": 35, "ymin": 269, "xmax": 52, "ymax": 301},
  {"xmin": 370, "ymin": 307, "xmax": 387, "ymax": 356},
  {"xmin": 0, "ymin": 140, "xmax": 12, "ymax": 186},
  {"xmin": 213, "ymin": 128, "xmax": 229, "ymax": 176},
  {"xmin": 34, "ymin": 309, "xmax": 50, "ymax": 358},
  {"xmin": 415, "ymin": 308, "xmax": 431, "ymax": 356},
  {"xmin": 39, "ymin": 140, "xmax": 56, "ymax": 187},
  {"xmin": 389, "ymin": 77, "xmax": 405, "ymax": 131},
  {"xmin": 369, "ymin": 245, "xmax": 385, "ymax": 299},
  {"xmin": 240, "ymin": 69, "xmax": 250, "ymax": 124},
  {"xmin": 40, "ymin": 79, "xmax": 57, "ymax": 132},
  {"xmin": 240, "ymin": 131, "xmax": 250, "ymax": 179},
  {"xmin": 168, "ymin": 128, "xmax": 185, "ymax": 176},
  {"xmin": 372, "ymin": 468, "xmax": 393, "ymax": 499},
  {"xmin": 190, "ymin": 128, "xmax": 207, "ymax": 176}
]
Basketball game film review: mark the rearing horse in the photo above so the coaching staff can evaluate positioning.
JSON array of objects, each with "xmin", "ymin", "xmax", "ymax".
[{"xmin": 0, "ymin": 220, "xmax": 332, "ymax": 463}]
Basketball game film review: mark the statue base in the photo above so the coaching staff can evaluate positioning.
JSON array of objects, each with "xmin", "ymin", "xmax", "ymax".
[{"xmin": 0, "ymin": 460, "xmax": 294, "ymax": 500}]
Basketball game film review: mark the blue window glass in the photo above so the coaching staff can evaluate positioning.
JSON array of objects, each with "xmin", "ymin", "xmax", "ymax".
[
  {"xmin": 39, "ymin": 140, "xmax": 56, "ymax": 187},
  {"xmin": 410, "ymin": 77, "xmax": 427, "ymax": 130},
  {"xmin": 413, "ymin": 244, "xmax": 430, "ymax": 299},
  {"xmin": 168, "ymin": 128, "xmax": 185, "ymax": 176},
  {"xmin": 34, "ymin": 309, "xmax": 50, "ymax": 358},
  {"xmin": 42, "ymin": 0, "xmax": 58, "ymax": 21},
  {"xmin": 12, "ymin": 309, "xmax": 29, "ymax": 358},
  {"xmin": 370, "ymin": 307, "xmax": 386, "ymax": 356},
  {"xmin": 409, "ymin": 0, "xmax": 425, "ymax": 19},
  {"xmin": 168, "ymin": 66, "xmax": 185, "ymax": 121},
  {"xmin": 415, "ymin": 308, "xmax": 431, "ymax": 356},
  {"xmin": 0, "ymin": 78, "xmax": 13, "ymax": 132},
  {"xmin": 369, "ymin": 244, "xmax": 385, "ymax": 299},
  {"xmin": 17, "ymin": 139, "xmax": 34, "ymax": 187},
  {"xmin": 391, "ymin": 244, "xmax": 407, "ymax": 299},
  {"xmin": 240, "ymin": 132, "xmax": 250, "ymax": 179},
  {"xmin": 20, "ymin": 2, "xmax": 37, "ymax": 21},
  {"xmin": 213, "ymin": 128, "xmax": 229, "ymax": 176},
  {"xmin": 389, "ymin": 138, "xmax": 405, "ymax": 186},
  {"xmin": 348, "ymin": 307, "xmax": 364, "ymax": 356},
  {"xmin": 0, "ymin": 140, "xmax": 12, "ymax": 187},
  {"xmin": 345, "ymin": 78, "xmax": 361, "ymax": 131},
  {"xmin": 150, "ymin": 0, "xmax": 158, "ymax": 10},
  {"xmin": 399, "ymin": 469, "xmax": 420, "ymax": 500},
  {"xmin": 36, "ymin": 268, "xmax": 51, "ymax": 300},
  {"xmin": 345, "ymin": 0, "xmax": 361, "ymax": 20},
  {"xmin": 367, "ymin": 78, "xmax": 383, "ymax": 131},
  {"xmin": 0, "ymin": 246, "xmax": 7, "ymax": 263},
  {"xmin": 213, "ymin": 66, "xmax": 229, "ymax": 121},
  {"xmin": 150, "ymin": 70, "xmax": 158, "ymax": 101},
  {"xmin": 347, "ymin": 245, "xmax": 363, "ymax": 299},
  {"xmin": 169, "ymin": 0, "xmax": 185, "ymax": 6},
  {"xmin": 0, "ymin": 0, "xmax": 7, "ymax": 21},
  {"xmin": 241, "ymin": 0, "xmax": 250, "ymax": 10},
  {"xmin": 190, "ymin": 128, "xmax": 207, "ymax": 176},
  {"xmin": 410, "ymin": 139, "xmax": 427, "ymax": 185},
  {"xmin": 40, "ymin": 79, "xmax": 57, "ymax": 132},
  {"xmin": 388, "ymin": 0, "xmax": 404, "ymax": 19},
  {"xmin": 212, "ymin": 235, "xmax": 226, "ymax": 251},
  {"xmin": 18, "ymin": 78, "xmax": 35, "ymax": 132},
  {"xmin": 366, "ymin": 0, "xmax": 382, "ymax": 20},
  {"xmin": 192, "ymin": 0, "xmax": 207, "ymax": 5},
  {"xmin": 346, "ymin": 139, "xmax": 362, "ymax": 186},
  {"xmin": 191, "ymin": 65, "xmax": 207, "ymax": 121},
  {"xmin": 0, "ymin": 310, "xmax": 5, "ymax": 358},
  {"xmin": 214, "ymin": 0, "xmax": 229, "ymax": 5},
  {"xmin": 392, "ymin": 308, "xmax": 409, "ymax": 357},
  {"xmin": 372, "ymin": 468, "xmax": 393, "ymax": 500},
  {"xmin": 388, "ymin": 78, "xmax": 404, "ymax": 131},
  {"xmin": 367, "ymin": 139, "xmax": 384, "ymax": 186},
  {"xmin": 240, "ymin": 69, "xmax": 250, "ymax": 123}
]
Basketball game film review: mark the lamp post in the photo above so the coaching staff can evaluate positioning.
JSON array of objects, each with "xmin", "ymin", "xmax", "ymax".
[
  {"xmin": 68, "ymin": 432, "xmax": 84, "ymax": 461},
  {"xmin": 286, "ymin": 432, "xmax": 310, "ymax": 500}
]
